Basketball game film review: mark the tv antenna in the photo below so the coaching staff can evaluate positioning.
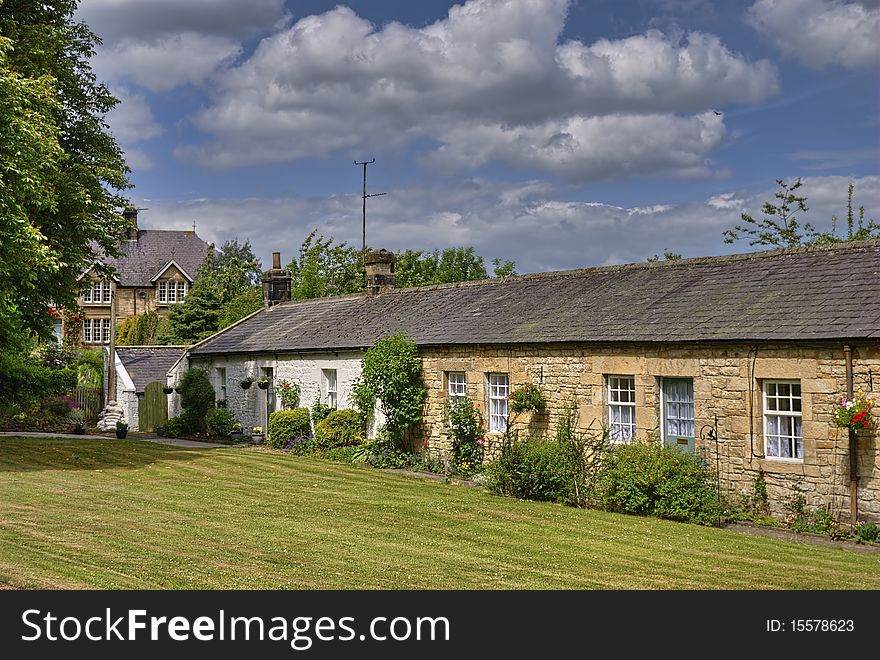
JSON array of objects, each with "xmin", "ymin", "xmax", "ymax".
[{"xmin": 354, "ymin": 158, "xmax": 386, "ymax": 286}]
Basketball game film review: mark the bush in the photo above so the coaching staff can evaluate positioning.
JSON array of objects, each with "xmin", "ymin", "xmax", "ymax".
[
  {"xmin": 0, "ymin": 350, "xmax": 76, "ymax": 408},
  {"xmin": 447, "ymin": 397, "xmax": 484, "ymax": 476},
  {"xmin": 311, "ymin": 398, "xmax": 334, "ymax": 425},
  {"xmin": 855, "ymin": 521, "xmax": 880, "ymax": 544},
  {"xmin": 314, "ymin": 409, "xmax": 363, "ymax": 449},
  {"xmin": 165, "ymin": 414, "xmax": 194, "ymax": 438},
  {"xmin": 205, "ymin": 408, "xmax": 237, "ymax": 439},
  {"xmin": 267, "ymin": 408, "xmax": 311, "ymax": 449},
  {"xmin": 486, "ymin": 436, "xmax": 573, "ymax": 503},
  {"xmin": 597, "ymin": 442, "xmax": 722, "ymax": 526},
  {"xmin": 177, "ymin": 368, "xmax": 215, "ymax": 433},
  {"xmin": 326, "ymin": 445, "xmax": 360, "ymax": 463}
]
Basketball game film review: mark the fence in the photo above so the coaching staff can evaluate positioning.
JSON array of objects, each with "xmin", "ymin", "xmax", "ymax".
[{"xmin": 73, "ymin": 385, "xmax": 102, "ymax": 422}]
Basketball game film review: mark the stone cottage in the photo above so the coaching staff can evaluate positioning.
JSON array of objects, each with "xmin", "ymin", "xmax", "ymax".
[
  {"xmin": 107, "ymin": 346, "xmax": 187, "ymax": 431},
  {"xmin": 170, "ymin": 242, "xmax": 880, "ymax": 522},
  {"xmin": 74, "ymin": 208, "xmax": 210, "ymax": 347}
]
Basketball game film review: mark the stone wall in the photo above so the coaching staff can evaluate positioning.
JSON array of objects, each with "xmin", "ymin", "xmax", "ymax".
[{"xmin": 419, "ymin": 342, "xmax": 880, "ymax": 522}]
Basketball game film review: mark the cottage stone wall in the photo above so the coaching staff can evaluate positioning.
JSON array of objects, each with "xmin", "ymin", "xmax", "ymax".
[{"xmin": 419, "ymin": 342, "xmax": 880, "ymax": 522}]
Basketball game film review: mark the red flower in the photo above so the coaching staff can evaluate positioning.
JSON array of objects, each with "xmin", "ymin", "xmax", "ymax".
[{"xmin": 852, "ymin": 412, "xmax": 866, "ymax": 424}]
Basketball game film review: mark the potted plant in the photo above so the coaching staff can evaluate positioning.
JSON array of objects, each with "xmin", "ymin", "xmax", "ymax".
[
  {"xmin": 251, "ymin": 426, "xmax": 264, "ymax": 443},
  {"xmin": 833, "ymin": 389, "xmax": 874, "ymax": 430},
  {"xmin": 162, "ymin": 384, "xmax": 174, "ymax": 394},
  {"xmin": 240, "ymin": 376, "xmax": 254, "ymax": 390},
  {"xmin": 231, "ymin": 422, "xmax": 244, "ymax": 441},
  {"xmin": 510, "ymin": 383, "xmax": 546, "ymax": 414},
  {"xmin": 257, "ymin": 378, "xmax": 270, "ymax": 390},
  {"xmin": 116, "ymin": 420, "xmax": 129, "ymax": 439},
  {"xmin": 69, "ymin": 409, "xmax": 86, "ymax": 435}
]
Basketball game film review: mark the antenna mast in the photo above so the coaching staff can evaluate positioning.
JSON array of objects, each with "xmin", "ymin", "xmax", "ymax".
[{"xmin": 354, "ymin": 158, "xmax": 386, "ymax": 287}]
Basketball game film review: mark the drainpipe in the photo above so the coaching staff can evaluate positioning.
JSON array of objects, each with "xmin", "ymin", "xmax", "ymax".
[{"xmin": 844, "ymin": 344, "xmax": 857, "ymax": 525}]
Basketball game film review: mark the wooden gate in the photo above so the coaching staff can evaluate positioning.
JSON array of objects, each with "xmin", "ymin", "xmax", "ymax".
[
  {"xmin": 73, "ymin": 385, "xmax": 102, "ymax": 423},
  {"xmin": 139, "ymin": 381, "xmax": 168, "ymax": 432}
]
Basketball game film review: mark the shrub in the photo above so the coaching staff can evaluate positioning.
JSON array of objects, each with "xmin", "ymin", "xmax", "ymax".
[
  {"xmin": 855, "ymin": 521, "xmax": 880, "ymax": 544},
  {"xmin": 326, "ymin": 445, "xmax": 360, "ymax": 463},
  {"xmin": 311, "ymin": 397, "xmax": 334, "ymax": 425},
  {"xmin": 447, "ymin": 397, "xmax": 484, "ymax": 475},
  {"xmin": 286, "ymin": 435, "xmax": 315, "ymax": 455},
  {"xmin": 267, "ymin": 408, "xmax": 311, "ymax": 449},
  {"xmin": 177, "ymin": 368, "xmax": 215, "ymax": 433},
  {"xmin": 276, "ymin": 379, "xmax": 301, "ymax": 410},
  {"xmin": 510, "ymin": 383, "xmax": 546, "ymax": 414},
  {"xmin": 165, "ymin": 414, "xmax": 194, "ymax": 438},
  {"xmin": 597, "ymin": 442, "xmax": 722, "ymax": 526},
  {"xmin": 0, "ymin": 350, "xmax": 76, "ymax": 408},
  {"xmin": 314, "ymin": 409, "xmax": 363, "ymax": 449},
  {"xmin": 486, "ymin": 436, "xmax": 573, "ymax": 503},
  {"xmin": 206, "ymin": 408, "xmax": 237, "ymax": 439},
  {"xmin": 356, "ymin": 428, "xmax": 415, "ymax": 469}
]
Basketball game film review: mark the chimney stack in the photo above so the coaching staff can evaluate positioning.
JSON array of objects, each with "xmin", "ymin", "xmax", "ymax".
[
  {"xmin": 364, "ymin": 249, "xmax": 395, "ymax": 295},
  {"xmin": 122, "ymin": 206, "xmax": 138, "ymax": 240},
  {"xmin": 262, "ymin": 251, "xmax": 292, "ymax": 307}
]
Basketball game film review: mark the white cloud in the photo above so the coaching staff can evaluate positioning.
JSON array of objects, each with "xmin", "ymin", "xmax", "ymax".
[
  {"xmin": 747, "ymin": 0, "xmax": 880, "ymax": 70},
  {"xmin": 91, "ymin": 33, "xmax": 243, "ymax": 92},
  {"xmin": 78, "ymin": 0, "xmax": 286, "ymax": 91},
  {"xmin": 104, "ymin": 88, "xmax": 162, "ymax": 142},
  {"xmin": 133, "ymin": 176, "xmax": 880, "ymax": 276},
  {"xmin": 177, "ymin": 0, "xmax": 776, "ymax": 180}
]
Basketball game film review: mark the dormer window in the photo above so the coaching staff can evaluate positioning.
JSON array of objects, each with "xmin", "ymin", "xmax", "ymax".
[
  {"xmin": 158, "ymin": 280, "xmax": 187, "ymax": 304},
  {"xmin": 82, "ymin": 280, "xmax": 111, "ymax": 305}
]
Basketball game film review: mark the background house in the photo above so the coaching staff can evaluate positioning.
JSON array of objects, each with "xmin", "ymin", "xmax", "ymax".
[{"xmin": 75, "ymin": 208, "xmax": 210, "ymax": 347}]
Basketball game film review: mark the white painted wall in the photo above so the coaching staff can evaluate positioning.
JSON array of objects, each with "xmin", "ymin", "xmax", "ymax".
[{"xmin": 185, "ymin": 351, "xmax": 373, "ymax": 434}]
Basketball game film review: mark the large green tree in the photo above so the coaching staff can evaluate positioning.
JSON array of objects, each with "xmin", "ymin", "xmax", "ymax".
[
  {"xmin": 0, "ymin": 0, "xmax": 129, "ymax": 345},
  {"xmin": 395, "ymin": 247, "xmax": 517, "ymax": 288},
  {"xmin": 286, "ymin": 230, "xmax": 363, "ymax": 300}
]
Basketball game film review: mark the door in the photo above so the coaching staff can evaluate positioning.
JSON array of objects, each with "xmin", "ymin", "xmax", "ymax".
[
  {"xmin": 140, "ymin": 381, "xmax": 169, "ymax": 432},
  {"xmin": 662, "ymin": 378, "xmax": 695, "ymax": 453},
  {"xmin": 260, "ymin": 366, "xmax": 275, "ymax": 430}
]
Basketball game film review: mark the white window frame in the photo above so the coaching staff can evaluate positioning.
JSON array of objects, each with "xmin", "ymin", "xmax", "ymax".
[
  {"xmin": 101, "ymin": 318, "xmax": 111, "ymax": 344},
  {"xmin": 177, "ymin": 281, "xmax": 187, "ymax": 301},
  {"xmin": 763, "ymin": 380, "xmax": 803, "ymax": 461},
  {"xmin": 322, "ymin": 369, "xmax": 338, "ymax": 409},
  {"xmin": 487, "ymin": 373, "xmax": 509, "ymax": 434},
  {"xmin": 660, "ymin": 377, "xmax": 695, "ymax": 443},
  {"xmin": 447, "ymin": 372, "xmax": 467, "ymax": 403},
  {"xmin": 158, "ymin": 281, "xmax": 167, "ymax": 303},
  {"xmin": 168, "ymin": 281, "xmax": 177, "ymax": 304},
  {"xmin": 608, "ymin": 375, "xmax": 636, "ymax": 443},
  {"xmin": 83, "ymin": 319, "xmax": 92, "ymax": 343},
  {"xmin": 82, "ymin": 280, "xmax": 110, "ymax": 305}
]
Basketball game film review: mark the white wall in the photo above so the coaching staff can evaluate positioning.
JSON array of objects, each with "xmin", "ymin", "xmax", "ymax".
[{"xmin": 186, "ymin": 351, "xmax": 368, "ymax": 433}]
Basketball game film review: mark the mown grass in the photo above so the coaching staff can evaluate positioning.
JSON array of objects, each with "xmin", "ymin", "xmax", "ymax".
[{"xmin": 0, "ymin": 437, "xmax": 877, "ymax": 589}]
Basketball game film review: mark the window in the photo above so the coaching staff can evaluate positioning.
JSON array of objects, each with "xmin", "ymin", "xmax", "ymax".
[
  {"xmin": 217, "ymin": 367, "xmax": 227, "ymax": 402},
  {"xmin": 608, "ymin": 376, "xmax": 636, "ymax": 442},
  {"xmin": 447, "ymin": 372, "xmax": 467, "ymax": 403},
  {"xmin": 158, "ymin": 280, "xmax": 186, "ymax": 304},
  {"xmin": 322, "ymin": 369, "xmax": 338, "ymax": 409},
  {"xmin": 763, "ymin": 380, "xmax": 803, "ymax": 460},
  {"xmin": 82, "ymin": 319, "xmax": 110, "ymax": 344},
  {"xmin": 487, "ymin": 373, "xmax": 509, "ymax": 433},
  {"xmin": 82, "ymin": 280, "xmax": 110, "ymax": 304},
  {"xmin": 662, "ymin": 378, "xmax": 695, "ymax": 442}
]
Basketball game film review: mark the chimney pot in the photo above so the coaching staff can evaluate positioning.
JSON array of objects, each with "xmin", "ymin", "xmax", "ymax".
[
  {"xmin": 272, "ymin": 252, "xmax": 281, "ymax": 269},
  {"xmin": 364, "ymin": 249, "xmax": 396, "ymax": 294}
]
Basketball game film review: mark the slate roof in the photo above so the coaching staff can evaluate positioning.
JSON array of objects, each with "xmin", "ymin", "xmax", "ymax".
[
  {"xmin": 117, "ymin": 347, "xmax": 187, "ymax": 393},
  {"xmin": 190, "ymin": 241, "xmax": 880, "ymax": 356},
  {"xmin": 96, "ymin": 230, "xmax": 210, "ymax": 287}
]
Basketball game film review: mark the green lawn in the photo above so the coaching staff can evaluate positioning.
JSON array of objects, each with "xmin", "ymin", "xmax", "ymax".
[{"xmin": 0, "ymin": 437, "xmax": 877, "ymax": 589}]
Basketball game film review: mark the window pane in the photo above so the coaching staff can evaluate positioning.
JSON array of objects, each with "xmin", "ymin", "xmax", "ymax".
[{"xmin": 178, "ymin": 282, "xmax": 186, "ymax": 300}]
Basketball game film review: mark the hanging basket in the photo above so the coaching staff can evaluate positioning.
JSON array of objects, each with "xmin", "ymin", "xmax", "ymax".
[
  {"xmin": 162, "ymin": 386, "xmax": 174, "ymax": 394},
  {"xmin": 257, "ymin": 380, "xmax": 270, "ymax": 390},
  {"xmin": 240, "ymin": 381, "xmax": 252, "ymax": 390}
]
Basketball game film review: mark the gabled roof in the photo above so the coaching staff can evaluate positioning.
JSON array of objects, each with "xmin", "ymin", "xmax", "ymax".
[
  {"xmin": 150, "ymin": 259, "xmax": 195, "ymax": 283},
  {"xmin": 96, "ymin": 230, "xmax": 210, "ymax": 288},
  {"xmin": 190, "ymin": 240, "xmax": 880, "ymax": 356},
  {"xmin": 116, "ymin": 347, "xmax": 188, "ymax": 393}
]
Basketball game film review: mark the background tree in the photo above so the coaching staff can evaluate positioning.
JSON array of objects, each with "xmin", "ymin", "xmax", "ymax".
[
  {"xmin": 218, "ymin": 238, "xmax": 262, "ymax": 285},
  {"xmin": 722, "ymin": 179, "xmax": 812, "ymax": 248},
  {"xmin": 647, "ymin": 250, "xmax": 683, "ymax": 262},
  {"xmin": 160, "ymin": 246, "xmax": 255, "ymax": 343},
  {"xmin": 807, "ymin": 183, "xmax": 880, "ymax": 245},
  {"xmin": 395, "ymin": 247, "xmax": 517, "ymax": 287},
  {"xmin": 0, "ymin": 0, "xmax": 129, "ymax": 345},
  {"xmin": 287, "ymin": 231, "xmax": 362, "ymax": 299}
]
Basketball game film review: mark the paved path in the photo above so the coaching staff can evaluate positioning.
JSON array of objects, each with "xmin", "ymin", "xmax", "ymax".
[{"xmin": 0, "ymin": 431, "xmax": 228, "ymax": 449}]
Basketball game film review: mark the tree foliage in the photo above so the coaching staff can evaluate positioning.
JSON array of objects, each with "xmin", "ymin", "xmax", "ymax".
[
  {"xmin": 359, "ymin": 331, "xmax": 426, "ymax": 448},
  {"xmin": 161, "ymin": 246, "xmax": 255, "ymax": 343},
  {"xmin": 395, "ymin": 247, "xmax": 517, "ymax": 287},
  {"xmin": 218, "ymin": 238, "xmax": 262, "ymax": 286},
  {"xmin": 0, "ymin": 1, "xmax": 129, "ymax": 346},
  {"xmin": 286, "ymin": 230, "xmax": 362, "ymax": 300},
  {"xmin": 723, "ymin": 179, "xmax": 879, "ymax": 249}
]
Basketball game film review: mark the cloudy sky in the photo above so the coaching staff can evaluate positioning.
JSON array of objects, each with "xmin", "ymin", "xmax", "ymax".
[{"xmin": 76, "ymin": 0, "xmax": 880, "ymax": 273}]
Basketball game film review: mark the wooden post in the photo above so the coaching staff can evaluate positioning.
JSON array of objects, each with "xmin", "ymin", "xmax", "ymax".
[{"xmin": 844, "ymin": 344, "xmax": 857, "ymax": 525}]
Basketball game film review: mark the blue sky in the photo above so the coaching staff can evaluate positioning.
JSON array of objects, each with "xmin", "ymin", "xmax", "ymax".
[{"xmin": 75, "ymin": 0, "xmax": 880, "ymax": 274}]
